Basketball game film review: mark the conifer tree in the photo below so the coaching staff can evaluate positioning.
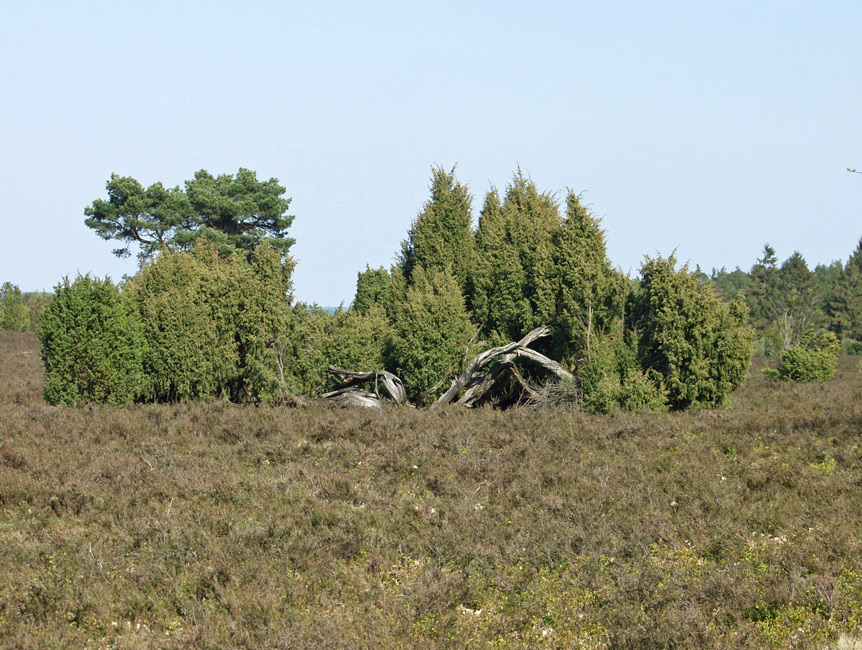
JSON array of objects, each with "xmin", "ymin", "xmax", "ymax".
[
  {"xmin": 126, "ymin": 242, "xmax": 248, "ymax": 402},
  {"xmin": 553, "ymin": 191, "xmax": 625, "ymax": 361},
  {"xmin": 387, "ymin": 266, "xmax": 474, "ymax": 403},
  {"xmin": 631, "ymin": 255, "xmax": 753, "ymax": 409},
  {"xmin": 470, "ymin": 188, "xmax": 504, "ymax": 330},
  {"xmin": 747, "ymin": 244, "xmax": 780, "ymax": 333},
  {"xmin": 399, "ymin": 166, "xmax": 475, "ymax": 294},
  {"xmin": 39, "ymin": 275, "xmax": 143, "ymax": 406},
  {"xmin": 284, "ymin": 303, "xmax": 332, "ymax": 396},
  {"xmin": 775, "ymin": 251, "xmax": 821, "ymax": 347},
  {"xmin": 325, "ymin": 304, "xmax": 389, "ymax": 377},
  {"xmin": 241, "ymin": 241, "xmax": 296, "ymax": 400},
  {"xmin": 0, "ymin": 283, "xmax": 30, "ymax": 331},
  {"xmin": 827, "ymin": 237, "xmax": 862, "ymax": 340},
  {"xmin": 473, "ymin": 172, "xmax": 561, "ymax": 341},
  {"xmin": 353, "ymin": 266, "xmax": 392, "ymax": 315}
]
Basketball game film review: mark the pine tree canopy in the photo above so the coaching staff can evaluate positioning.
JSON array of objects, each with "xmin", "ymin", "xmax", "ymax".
[{"xmin": 84, "ymin": 168, "xmax": 294, "ymax": 261}]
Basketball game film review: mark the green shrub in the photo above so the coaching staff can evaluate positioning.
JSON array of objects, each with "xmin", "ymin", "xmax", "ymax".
[
  {"xmin": 1, "ymin": 282, "xmax": 30, "ymax": 332},
  {"xmin": 280, "ymin": 303, "xmax": 390, "ymax": 396},
  {"xmin": 325, "ymin": 304, "xmax": 389, "ymax": 377},
  {"xmin": 630, "ymin": 255, "xmax": 754, "ymax": 409},
  {"xmin": 579, "ymin": 334, "xmax": 667, "ymax": 414},
  {"xmin": 38, "ymin": 275, "xmax": 143, "ymax": 406},
  {"xmin": 765, "ymin": 331, "xmax": 840, "ymax": 382},
  {"xmin": 240, "ymin": 242, "xmax": 296, "ymax": 401},
  {"xmin": 845, "ymin": 340, "xmax": 862, "ymax": 356},
  {"xmin": 619, "ymin": 367, "xmax": 668, "ymax": 412},
  {"xmin": 387, "ymin": 267, "xmax": 474, "ymax": 403},
  {"xmin": 126, "ymin": 243, "xmax": 247, "ymax": 402},
  {"xmin": 284, "ymin": 303, "xmax": 331, "ymax": 395}
]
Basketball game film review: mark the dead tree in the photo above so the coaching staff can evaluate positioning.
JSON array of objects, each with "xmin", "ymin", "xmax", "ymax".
[
  {"xmin": 431, "ymin": 325, "xmax": 574, "ymax": 408},
  {"xmin": 320, "ymin": 325, "xmax": 576, "ymax": 409},
  {"xmin": 322, "ymin": 367, "xmax": 409, "ymax": 408}
]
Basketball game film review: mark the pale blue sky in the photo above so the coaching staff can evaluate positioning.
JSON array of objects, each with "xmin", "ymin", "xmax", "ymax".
[{"xmin": 1, "ymin": 1, "xmax": 860, "ymax": 306}]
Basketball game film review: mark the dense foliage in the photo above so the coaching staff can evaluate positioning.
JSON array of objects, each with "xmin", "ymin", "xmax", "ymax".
[
  {"xmin": 38, "ymin": 275, "xmax": 143, "ymax": 406},
  {"xmin": 84, "ymin": 168, "xmax": 295, "ymax": 260},
  {"xmin": 764, "ymin": 331, "xmax": 841, "ymax": 383},
  {"xmin": 0, "ymin": 283, "xmax": 51, "ymax": 332},
  {"xmin": 714, "ymin": 239, "xmax": 861, "ymax": 381},
  {"xmin": 37, "ymin": 165, "xmax": 862, "ymax": 407},
  {"xmin": 632, "ymin": 255, "xmax": 754, "ymax": 409}
]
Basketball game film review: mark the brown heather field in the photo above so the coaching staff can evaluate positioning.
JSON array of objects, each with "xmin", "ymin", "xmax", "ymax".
[{"xmin": 2, "ymin": 331, "xmax": 862, "ymax": 649}]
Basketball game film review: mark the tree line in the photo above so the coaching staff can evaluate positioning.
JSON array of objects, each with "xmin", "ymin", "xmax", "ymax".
[{"xmin": 13, "ymin": 166, "xmax": 860, "ymax": 409}]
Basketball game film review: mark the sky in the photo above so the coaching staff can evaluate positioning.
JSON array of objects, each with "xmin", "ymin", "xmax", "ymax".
[{"xmin": 1, "ymin": 0, "xmax": 860, "ymax": 306}]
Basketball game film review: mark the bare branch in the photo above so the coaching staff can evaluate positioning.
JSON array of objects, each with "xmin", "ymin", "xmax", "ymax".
[{"xmin": 431, "ymin": 325, "xmax": 555, "ymax": 408}]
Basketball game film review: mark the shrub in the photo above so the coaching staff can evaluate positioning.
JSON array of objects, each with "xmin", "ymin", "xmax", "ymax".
[
  {"xmin": 125, "ymin": 243, "xmax": 248, "ymax": 402},
  {"xmin": 630, "ymin": 255, "xmax": 754, "ymax": 409},
  {"xmin": 765, "ymin": 331, "xmax": 840, "ymax": 382},
  {"xmin": 38, "ymin": 275, "xmax": 143, "ymax": 406},
  {"xmin": 240, "ymin": 242, "xmax": 296, "ymax": 401},
  {"xmin": 387, "ymin": 266, "xmax": 474, "ymax": 403},
  {"xmin": 325, "ymin": 304, "xmax": 389, "ymax": 377},
  {"xmin": 845, "ymin": 340, "xmax": 862, "ymax": 356},
  {"xmin": 579, "ymin": 334, "xmax": 667, "ymax": 414},
  {"xmin": 1, "ymin": 282, "xmax": 30, "ymax": 331}
]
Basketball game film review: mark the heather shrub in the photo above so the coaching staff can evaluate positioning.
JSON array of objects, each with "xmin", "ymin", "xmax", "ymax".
[
  {"xmin": 38, "ymin": 275, "xmax": 143, "ymax": 406},
  {"xmin": 765, "ymin": 330, "xmax": 840, "ymax": 382},
  {"xmin": 5, "ymin": 330, "xmax": 862, "ymax": 648}
]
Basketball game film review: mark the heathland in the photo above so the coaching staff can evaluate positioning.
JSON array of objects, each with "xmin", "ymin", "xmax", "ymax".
[{"xmin": 2, "ymin": 330, "xmax": 862, "ymax": 648}]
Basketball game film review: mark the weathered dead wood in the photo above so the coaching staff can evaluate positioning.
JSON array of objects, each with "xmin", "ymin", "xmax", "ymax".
[
  {"xmin": 320, "ymin": 389, "xmax": 383, "ymax": 409},
  {"xmin": 430, "ymin": 325, "xmax": 573, "ymax": 408},
  {"xmin": 320, "ymin": 325, "xmax": 575, "ymax": 410},
  {"xmin": 456, "ymin": 359, "xmax": 539, "ymax": 406},
  {"xmin": 325, "ymin": 366, "xmax": 408, "ymax": 405}
]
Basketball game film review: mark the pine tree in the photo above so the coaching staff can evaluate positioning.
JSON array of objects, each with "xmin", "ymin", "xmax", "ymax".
[{"xmin": 827, "ymin": 237, "xmax": 862, "ymax": 340}]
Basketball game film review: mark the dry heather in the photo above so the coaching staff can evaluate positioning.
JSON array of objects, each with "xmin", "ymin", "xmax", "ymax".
[{"xmin": 1, "ymin": 331, "xmax": 862, "ymax": 648}]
